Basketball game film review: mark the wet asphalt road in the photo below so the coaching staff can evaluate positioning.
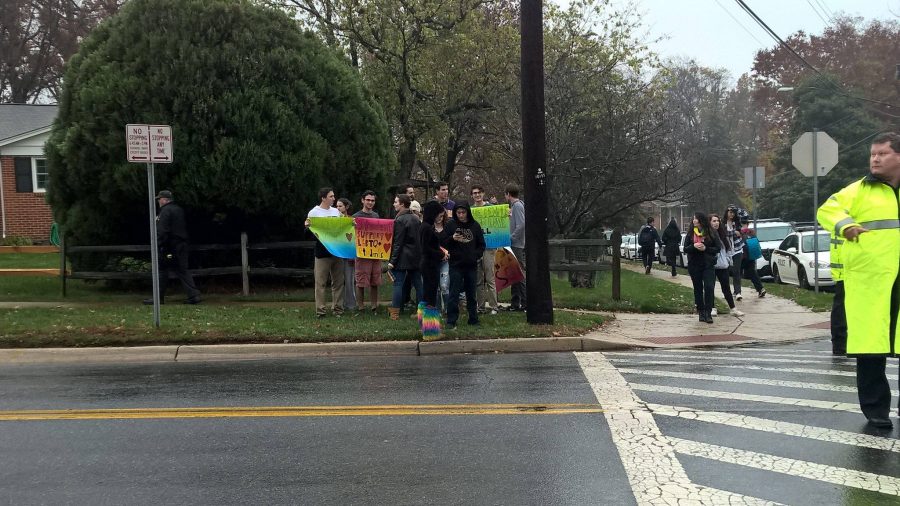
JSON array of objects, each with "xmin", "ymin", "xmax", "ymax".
[
  {"xmin": 4, "ymin": 340, "xmax": 900, "ymax": 505},
  {"xmin": 0, "ymin": 354, "xmax": 634, "ymax": 506}
]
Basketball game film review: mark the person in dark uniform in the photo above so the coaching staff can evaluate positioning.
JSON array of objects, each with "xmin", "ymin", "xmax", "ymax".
[{"xmin": 143, "ymin": 190, "xmax": 201, "ymax": 304}]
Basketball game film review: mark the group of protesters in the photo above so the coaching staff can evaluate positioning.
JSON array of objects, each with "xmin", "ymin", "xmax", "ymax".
[
  {"xmin": 638, "ymin": 207, "xmax": 766, "ymax": 324},
  {"xmin": 305, "ymin": 183, "xmax": 527, "ymax": 341}
]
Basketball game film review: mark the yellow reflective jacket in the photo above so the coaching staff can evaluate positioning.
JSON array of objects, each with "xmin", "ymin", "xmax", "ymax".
[
  {"xmin": 817, "ymin": 175, "xmax": 900, "ymax": 355},
  {"xmin": 828, "ymin": 233, "xmax": 843, "ymax": 281}
]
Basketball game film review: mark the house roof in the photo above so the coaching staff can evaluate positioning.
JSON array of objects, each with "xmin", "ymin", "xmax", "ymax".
[{"xmin": 0, "ymin": 104, "xmax": 59, "ymax": 144}]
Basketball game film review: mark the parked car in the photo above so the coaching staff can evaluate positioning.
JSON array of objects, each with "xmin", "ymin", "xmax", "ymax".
[
  {"xmin": 769, "ymin": 228, "xmax": 833, "ymax": 289},
  {"xmin": 620, "ymin": 234, "xmax": 638, "ymax": 259},
  {"xmin": 749, "ymin": 219, "xmax": 795, "ymax": 278}
]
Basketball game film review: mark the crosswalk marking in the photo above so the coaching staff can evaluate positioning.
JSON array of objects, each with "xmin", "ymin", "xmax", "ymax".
[
  {"xmin": 607, "ymin": 359, "xmax": 858, "ymax": 377},
  {"xmin": 619, "ymin": 367, "xmax": 898, "ymax": 395},
  {"xmin": 659, "ymin": 349, "xmax": 838, "ymax": 359},
  {"xmin": 669, "ymin": 437, "xmax": 900, "ymax": 496},
  {"xmin": 606, "ymin": 352, "xmax": 856, "ymax": 365},
  {"xmin": 575, "ymin": 353, "xmax": 776, "ymax": 505},
  {"xmin": 632, "ymin": 383, "xmax": 864, "ymax": 413},
  {"xmin": 648, "ymin": 404, "xmax": 900, "ymax": 453}
]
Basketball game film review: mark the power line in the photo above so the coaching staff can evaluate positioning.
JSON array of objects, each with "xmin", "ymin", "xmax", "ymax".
[
  {"xmin": 813, "ymin": 0, "xmax": 835, "ymax": 21},
  {"xmin": 733, "ymin": 0, "xmax": 900, "ymax": 113},
  {"xmin": 804, "ymin": 0, "xmax": 829, "ymax": 24},
  {"xmin": 713, "ymin": 0, "xmax": 767, "ymax": 47}
]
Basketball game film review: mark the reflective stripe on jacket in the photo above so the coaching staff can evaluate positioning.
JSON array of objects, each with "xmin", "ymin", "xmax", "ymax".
[{"xmin": 817, "ymin": 175, "xmax": 900, "ymax": 355}]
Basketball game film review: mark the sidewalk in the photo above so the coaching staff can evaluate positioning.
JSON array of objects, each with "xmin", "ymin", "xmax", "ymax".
[{"xmin": 0, "ymin": 263, "xmax": 831, "ymax": 364}]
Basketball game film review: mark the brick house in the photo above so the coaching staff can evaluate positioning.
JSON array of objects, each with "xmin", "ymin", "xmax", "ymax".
[{"xmin": 0, "ymin": 104, "xmax": 58, "ymax": 243}]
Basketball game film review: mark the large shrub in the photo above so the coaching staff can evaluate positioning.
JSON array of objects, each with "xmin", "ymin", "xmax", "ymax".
[{"xmin": 46, "ymin": 0, "xmax": 393, "ymax": 246}]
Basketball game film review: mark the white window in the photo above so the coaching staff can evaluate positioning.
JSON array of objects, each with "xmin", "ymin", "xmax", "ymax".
[{"xmin": 32, "ymin": 158, "xmax": 48, "ymax": 192}]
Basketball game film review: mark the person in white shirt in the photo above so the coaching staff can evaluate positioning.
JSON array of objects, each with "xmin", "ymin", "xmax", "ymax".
[{"xmin": 305, "ymin": 187, "xmax": 344, "ymax": 318}]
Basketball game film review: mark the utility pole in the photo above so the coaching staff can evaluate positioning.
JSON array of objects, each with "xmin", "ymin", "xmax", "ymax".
[{"xmin": 520, "ymin": 0, "xmax": 552, "ymax": 324}]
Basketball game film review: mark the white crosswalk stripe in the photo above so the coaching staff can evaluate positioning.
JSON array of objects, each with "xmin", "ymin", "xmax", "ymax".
[
  {"xmin": 669, "ymin": 437, "xmax": 900, "ymax": 496},
  {"xmin": 593, "ymin": 341, "xmax": 900, "ymax": 503},
  {"xmin": 631, "ymin": 383, "xmax": 865, "ymax": 412},
  {"xmin": 575, "ymin": 352, "xmax": 778, "ymax": 505},
  {"xmin": 618, "ymin": 367, "xmax": 899, "ymax": 396},
  {"xmin": 607, "ymin": 358, "xmax": 858, "ymax": 377},
  {"xmin": 606, "ymin": 352, "xmax": 857, "ymax": 365},
  {"xmin": 648, "ymin": 404, "xmax": 900, "ymax": 453}
]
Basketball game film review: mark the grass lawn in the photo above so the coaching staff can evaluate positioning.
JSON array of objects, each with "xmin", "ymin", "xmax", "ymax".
[
  {"xmin": 0, "ymin": 304, "xmax": 606, "ymax": 347},
  {"xmin": 0, "ymin": 253, "xmax": 60, "ymax": 269},
  {"xmin": 0, "ymin": 265, "xmax": 707, "ymax": 347},
  {"xmin": 503, "ymin": 269, "xmax": 697, "ymax": 314}
]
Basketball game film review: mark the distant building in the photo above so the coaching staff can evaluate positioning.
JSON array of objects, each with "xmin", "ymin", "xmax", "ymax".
[{"xmin": 0, "ymin": 104, "xmax": 57, "ymax": 242}]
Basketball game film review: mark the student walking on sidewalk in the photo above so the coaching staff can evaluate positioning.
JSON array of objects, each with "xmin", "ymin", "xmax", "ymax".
[
  {"xmin": 683, "ymin": 212, "xmax": 718, "ymax": 323},
  {"xmin": 661, "ymin": 218, "xmax": 681, "ymax": 277},
  {"xmin": 709, "ymin": 213, "xmax": 744, "ymax": 318}
]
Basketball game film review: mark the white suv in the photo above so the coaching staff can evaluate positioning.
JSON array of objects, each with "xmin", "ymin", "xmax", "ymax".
[{"xmin": 749, "ymin": 220, "xmax": 795, "ymax": 278}]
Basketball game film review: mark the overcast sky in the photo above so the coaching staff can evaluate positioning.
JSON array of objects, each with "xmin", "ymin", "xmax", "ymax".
[{"xmin": 606, "ymin": 0, "xmax": 896, "ymax": 80}]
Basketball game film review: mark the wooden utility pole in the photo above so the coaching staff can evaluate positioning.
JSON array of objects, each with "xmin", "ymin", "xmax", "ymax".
[{"xmin": 520, "ymin": 0, "xmax": 552, "ymax": 324}]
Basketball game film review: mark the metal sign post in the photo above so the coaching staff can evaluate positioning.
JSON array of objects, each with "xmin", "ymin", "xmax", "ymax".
[
  {"xmin": 791, "ymin": 130, "xmax": 838, "ymax": 293},
  {"xmin": 147, "ymin": 162, "xmax": 160, "ymax": 327},
  {"xmin": 744, "ymin": 166, "xmax": 764, "ymax": 233},
  {"xmin": 127, "ymin": 124, "xmax": 173, "ymax": 328}
]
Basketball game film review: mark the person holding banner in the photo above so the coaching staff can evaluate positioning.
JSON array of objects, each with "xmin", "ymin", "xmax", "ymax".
[
  {"xmin": 471, "ymin": 185, "xmax": 499, "ymax": 315},
  {"xmin": 352, "ymin": 190, "xmax": 382, "ymax": 313},
  {"xmin": 387, "ymin": 195, "xmax": 422, "ymax": 320},
  {"xmin": 336, "ymin": 198, "xmax": 357, "ymax": 312},
  {"xmin": 506, "ymin": 184, "xmax": 527, "ymax": 311},
  {"xmin": 305, "ymin": 187, "xmax": 345, "ymax": 318}
]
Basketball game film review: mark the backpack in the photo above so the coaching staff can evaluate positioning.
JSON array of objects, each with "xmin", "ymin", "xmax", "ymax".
[
  {"xmin": 638, "ymin": 227, "xmax": 653, "ymax": 246},
  {"xmin": 746, "ymin": 237, "xmax": 762, "ymax": 261}
]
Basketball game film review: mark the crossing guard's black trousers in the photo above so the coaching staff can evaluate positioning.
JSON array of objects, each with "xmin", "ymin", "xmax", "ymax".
[{"xmin": 856, "ymin": 274, "xmax": 900, "ymax": 419}]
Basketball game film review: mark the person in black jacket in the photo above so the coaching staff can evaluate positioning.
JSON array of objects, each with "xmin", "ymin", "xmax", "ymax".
[
  {"xmin": 143, "ymin": 190, "xmax": 200, "ymax": 305},
  {"xmin": 638, "ymin": 217, "xmax": 662, "ymax": 274},
  {"xmin": 441, "ymin": 201, "xmax": 486, "ymax": 329},
  {"xmin": 387, "ymin": 195, "xmax": 422, "ymax": 320},
  {"xmin": 418, "ymin": 201, "xmax": 448, "ymax": 340},
  {"xmin": 661, "ymin": 218, "xmax": 681, "ymax": 277},
  {"xmin": 682, "ymin": 212, "xmax": 719, "ymax": 323}
]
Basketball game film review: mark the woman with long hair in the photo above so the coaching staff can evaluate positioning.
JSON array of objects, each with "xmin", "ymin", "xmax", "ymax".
[
  {"xmin": 709, "ymin": 213, "xmax": 744, "ymax": 318},
  {"xmin": 682, "ymin": 212, "xmax": 719, "ymax": 323},
  {"xmin": 723, "ymin": 206, "xmax": 746, "ymax": 300},
  {"xmin": 336, "ymin": 197, "xmax": 357, "ymax": 312},
  {"xmin": 418, "ymin": 201, "xmax": 447, "ymax": 341},
  {"xmin": 661, "ymin": 218, "xmax": 681, "ymax": 277}
]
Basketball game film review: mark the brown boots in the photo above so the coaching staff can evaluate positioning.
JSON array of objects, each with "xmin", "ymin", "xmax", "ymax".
[{"xmin": 388, "ymin": 307, "xmax": 400, "ymax": 321}]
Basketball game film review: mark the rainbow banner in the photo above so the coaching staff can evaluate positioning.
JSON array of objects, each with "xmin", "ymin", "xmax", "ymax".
[
  {"xmin": 308, "ymin": 217, "xmax": 356, "ymax": 259},
  {"xmin": 471, "ymin": 204, "xmax": 510, "ymax": 249},
  {"xmin": 355, "ymin": 218, "xmax": 394, "ymax": 260},
  {"xmin": 494, "ymin": 247, "xmax": 524, "ymax": 292}
]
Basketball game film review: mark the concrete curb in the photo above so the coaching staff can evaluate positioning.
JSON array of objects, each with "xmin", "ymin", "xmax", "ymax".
[
  {"xmin": 0, "ymin": 337, "xmax": 637, "ymax": 365},
  {"xmin": 175, "ymin": 341, "xmax": 419, "ymax": 361}
]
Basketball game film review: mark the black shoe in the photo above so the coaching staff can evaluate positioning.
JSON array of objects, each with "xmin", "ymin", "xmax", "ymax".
[
  {"xmin": 706, "ymin": 313, "xmax": 714, "ymax": 324},
  {"xmin": 832, "ymin": 348, "xmax": 847, "ymax": 356},
  {"xmin": 867, "ymin": 417, "xmax": 893, "ymax": 429},
  {"xmin": 143, "ymin": 298, "xmax": 164, "ymax": 305},
  {"xmin": 698, "ymin": 312, "xmax": 705, "ymax": 322},
  {"xmin": 183, "ymin": 297, "xmax": 201, "ymax": 305},
  {"xmin": 468, "ymin": 320, "xmax": 480, "ymax": 326}
]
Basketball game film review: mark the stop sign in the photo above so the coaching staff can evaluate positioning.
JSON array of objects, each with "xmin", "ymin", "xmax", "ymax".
[{"xmin": 791, "ymin": 131, "xmax": 838, "ymax": 177}]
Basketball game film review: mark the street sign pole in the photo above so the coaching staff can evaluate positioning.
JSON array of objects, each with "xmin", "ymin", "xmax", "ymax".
[
  {"xmin": 812, "ymin": 128, "xmax": 819, "ymax": 293},
  {"xmin": 752, "ymin": 168, "xmax": 757, "ymax": 234},
  {"xmin": 147, "ymin": 162, "xmax": 160, "ymax": 327}
]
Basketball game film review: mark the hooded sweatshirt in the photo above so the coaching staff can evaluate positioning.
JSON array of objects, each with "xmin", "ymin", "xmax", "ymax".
[{"xmin": 442, "ymin": 201, "xmax": 486, "ymax": 270}]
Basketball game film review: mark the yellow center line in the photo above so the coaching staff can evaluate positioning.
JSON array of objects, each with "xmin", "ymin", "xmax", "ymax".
[{"xmin": 0, "ymin": 403, "xmax": 604, "ymax": 421}]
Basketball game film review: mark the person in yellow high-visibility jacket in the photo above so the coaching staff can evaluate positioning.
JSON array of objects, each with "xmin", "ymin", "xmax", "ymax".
[{"xmin": 817, "ymin": 132, "xmax": 900, "ymax": 429}]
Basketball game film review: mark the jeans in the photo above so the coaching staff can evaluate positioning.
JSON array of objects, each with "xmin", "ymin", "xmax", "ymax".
[
  {"xmin": 740, "ymin": 256, "xmax": 764, "ymax": 292},
  {"xmin": 510, "ymin": 246, "xmax": 527, "ymax": 309},
  {"xmin": 447, "ymin": 267, "xmax": 478, "ymax": 325},
  {"xmin": 730, "ymin": 252, "xmax": 744, "ymax": 295},
  {"xmin": 477, "ymin": 249, "xmax": 498, "ymax": 310},
  {"xmin": 688, "ymin": 264, "xmax": 715, "ymax": 313},
  {"xmin": 714, "ymin": 268, "xmax": 735, "ymax": 309},
  {"xmin": 436, "ymin": 261, "xmax": 449, "ymax": 311},
  {"xmin": 391, "ymin": 269, "xmax": 422, "ymax": 310}
]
